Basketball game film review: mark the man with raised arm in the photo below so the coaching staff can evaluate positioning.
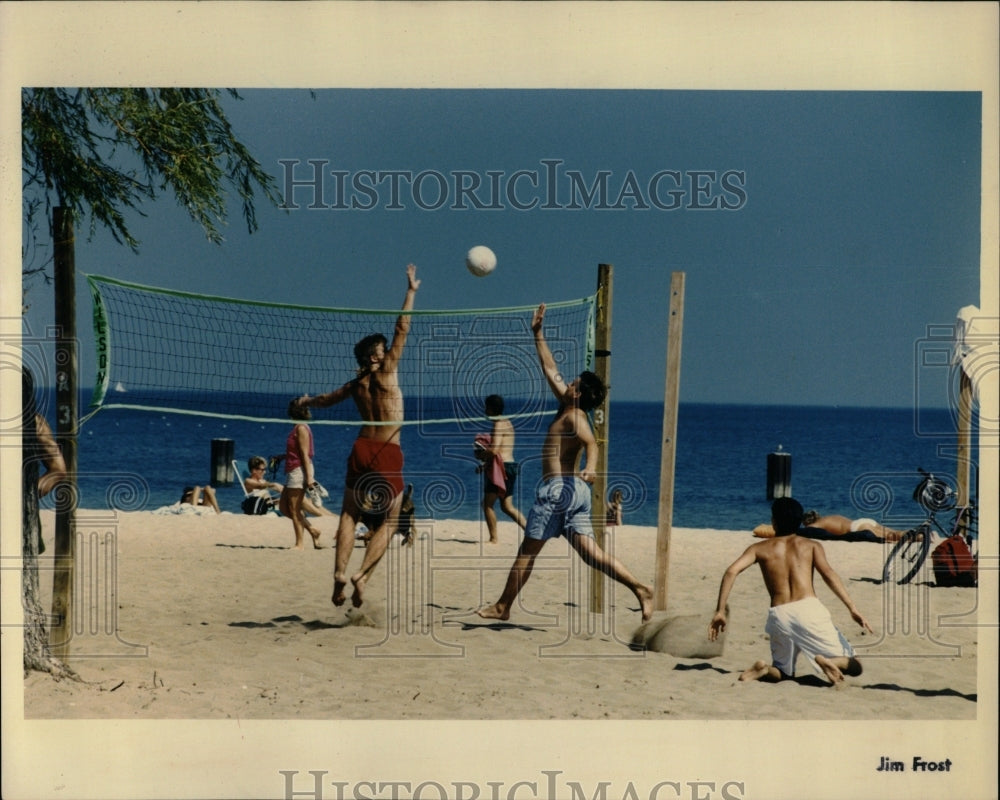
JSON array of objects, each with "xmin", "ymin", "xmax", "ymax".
[
  {"xmin": 296, "ymin": 264, "xmax": 420, "ymax": 607},
  {"xmin": 478, "ymin": 303, "xmax": 654, "ymax": 623},
  {"xmin": 709, "ymin": 496, "xmax": 874, "ymax": 686}
]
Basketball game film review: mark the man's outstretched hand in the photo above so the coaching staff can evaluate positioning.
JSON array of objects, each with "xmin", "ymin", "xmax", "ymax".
[
  {"xmin": 531, "ymin": 303, "xmax": 546, "ymax": 334},
  {"xmin": 406, "ymin": 263, "xmax": 421, "ymax": 291}
]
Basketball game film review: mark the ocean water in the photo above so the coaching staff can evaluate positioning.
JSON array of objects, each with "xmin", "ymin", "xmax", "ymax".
[{"xmin": 60, "ymin": 398, "xmax": 971, "ymax": 532}]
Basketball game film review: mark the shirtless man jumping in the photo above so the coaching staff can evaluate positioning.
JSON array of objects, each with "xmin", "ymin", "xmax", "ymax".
[
  {"xmin": 709, "ymin": 497, "xmax": 874, "ymax": 686},
  {"xmin": 296, "ymin": 264, "xmax": 419, "ymax": 607},
  {"xmin": 478, "ymin": 303, "xmax": 654, "ymax": 623}
]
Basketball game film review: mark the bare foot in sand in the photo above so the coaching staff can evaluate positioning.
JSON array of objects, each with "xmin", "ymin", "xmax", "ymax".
[
  {"xmin": 635, "ymin": 584, "xmax": 654, "ymax": 622},
  {"xmin": 739, "ymin": 660, "xmax": 780, "ymax": 682},
  {"xmin": 476, "ymin": 603, "xmax": 510, "ymax": 621},
  {"xmin": 815, "ymin": 655, "xmax": 846, "ymax": 688},
  {"xmin": 332, "ymin": 576, "xmax": 348, "ymax": 606},
  {"xmin": 308, "ymin": 527, "xmax": 323, "ymax": 549},
  {"xmin": 350, "ymin": 574, "xmax": 366, "ymax": 608}
]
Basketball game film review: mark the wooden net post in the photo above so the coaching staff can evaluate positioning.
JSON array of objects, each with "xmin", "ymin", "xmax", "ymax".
[
  {"xmin": 590, "ymin": 263, "xmax": 613, "ymax": 613},
  {"xmin": 51, "ymin": 206, "xmax": 77, "ymax": 658},
  {"xmin": 653, "ymin": 272, "xmax": 685, "ymax": 612}
]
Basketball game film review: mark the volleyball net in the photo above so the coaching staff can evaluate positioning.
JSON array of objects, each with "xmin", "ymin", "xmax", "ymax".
[{"xmin": 85, "ymin": 274, "xmax": 597, "ymax": 427}]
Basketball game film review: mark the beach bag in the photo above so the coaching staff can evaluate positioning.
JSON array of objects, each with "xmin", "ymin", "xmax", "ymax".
[
  {"xmin": 241, "ymin": 494, "xmax": 271, "ymax": 516},
  {"xmin": 931, "ymin": 535, "xmax": 977, "ymax": 587}
]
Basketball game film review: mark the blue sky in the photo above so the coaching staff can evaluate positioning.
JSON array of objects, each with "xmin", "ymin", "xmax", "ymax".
[{"xmin": 22, "ymin": 88, "xmax": 981, "ymax": 407}]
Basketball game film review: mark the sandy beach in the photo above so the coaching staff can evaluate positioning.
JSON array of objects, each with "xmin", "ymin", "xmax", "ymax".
[{"xmin": 23, "ymin": 508, "xmax": 979, "ymax": 721}]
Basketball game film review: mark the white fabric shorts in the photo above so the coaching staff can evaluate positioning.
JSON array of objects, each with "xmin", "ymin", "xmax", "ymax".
[
  {"xmin": 524, "ymin": 477, "xmax": 595, "ymax": 541},
  {"xmin": 851, "ymin": 517, "xmax": 878, "ymax": 532},
  {"xmin": 765, "ymin": 596, "xmax": 854, "ymax": 678},
  {"xmin": 285, "ymin": 467, "xmax": 305, "ymax": 490}
]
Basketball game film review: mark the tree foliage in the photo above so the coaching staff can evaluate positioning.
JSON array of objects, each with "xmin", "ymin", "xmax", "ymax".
[
  {"xmin": 22, "ymin": 88, "xmax": 279, "ymax": 253},
  {"xmin": 20, "ymin": 89, "xmax": 279, "ymax": 675}
]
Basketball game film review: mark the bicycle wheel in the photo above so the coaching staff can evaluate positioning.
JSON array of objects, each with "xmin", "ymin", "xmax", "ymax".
[{"xmin": 882, "ymin": 527, "xmax": 931, "ymax": 585}]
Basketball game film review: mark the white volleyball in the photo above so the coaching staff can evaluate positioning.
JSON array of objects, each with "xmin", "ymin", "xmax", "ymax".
[{"xmin": 465, "ymin": 245, "xmax": 497, "ymax": 277}]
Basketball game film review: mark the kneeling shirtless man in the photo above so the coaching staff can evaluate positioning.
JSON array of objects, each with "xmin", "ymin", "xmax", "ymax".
[{"xmin": 710, "ymin": 496, "xmax": 874, "ymax": 686}]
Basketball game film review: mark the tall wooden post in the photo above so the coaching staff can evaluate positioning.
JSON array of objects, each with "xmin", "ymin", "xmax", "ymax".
[
  {"xmin": 50, "ymin": 206, "xmax": 77, "ymax": 658},
  {"xmin": 653, "ymin": 272, "xmax": 685, "ymax": 612},
  {"xmin": 590, "ymin": 264, "xmax": 613, "ymax": 612}
]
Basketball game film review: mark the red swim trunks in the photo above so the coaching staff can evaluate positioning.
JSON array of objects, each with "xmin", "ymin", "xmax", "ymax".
[{"xmin": 345, "ymin": 438, "xmax": 405, "ymax": 513}]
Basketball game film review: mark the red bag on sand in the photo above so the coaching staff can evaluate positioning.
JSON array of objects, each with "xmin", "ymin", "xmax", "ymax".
[{"xmin": 931, "ymin": 535, "xmax": 977, "ymax": 587}]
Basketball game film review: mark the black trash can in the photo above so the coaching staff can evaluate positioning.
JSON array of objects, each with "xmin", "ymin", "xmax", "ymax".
[
  {"xmin": 766, "ymin": 445, "xmax": 792, "ymax": 500},
  {"xmin": 211, "ymin": 438, "xmax": 235, "ymax": 486}
]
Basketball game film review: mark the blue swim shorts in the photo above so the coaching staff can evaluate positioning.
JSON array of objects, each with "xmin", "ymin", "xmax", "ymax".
[{"xmin": 524, "ymin": 477, "xmax": 595, "ymax": 541}]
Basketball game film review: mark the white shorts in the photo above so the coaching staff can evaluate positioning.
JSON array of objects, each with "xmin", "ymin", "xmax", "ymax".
[
  {"xmin": 765, "ymin": 596, "xmax": 854, "ymax": 678},
  {"xmin": 285, "ymin": 467, "xmax": 305, "ymax": 490},
  {"xmin": 851, "ymin": 518, "xmax": 878, "ymax": 532}
]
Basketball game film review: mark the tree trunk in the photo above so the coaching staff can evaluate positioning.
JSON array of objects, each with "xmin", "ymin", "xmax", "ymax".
[{"xmin": 22, "ymin": 385, "xmax": 75, "ymax": 679}]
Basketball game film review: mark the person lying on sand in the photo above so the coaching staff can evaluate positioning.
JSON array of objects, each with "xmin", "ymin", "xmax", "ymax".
[
  {"xmin": 710, "ymin": 497, "xmax": 874, "ymax": 687},
  {"xmin": 753, "ymin": 510, "xmax": 904, "ymax": 542}
]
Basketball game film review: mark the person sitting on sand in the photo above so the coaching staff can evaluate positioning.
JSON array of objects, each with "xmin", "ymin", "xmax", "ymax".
[
  {"xmin": 243, "ymin": 455, "xmax": 333, "ymax": 518},
  {"xmin": 180, "ymin": 485, "xmax": 221, "ymax": 514},
  {"xmin": 478, "ymin": 303, "xmax": 654, "ymax": 624},
  {"xmin": 753, "ymin": 510, "xmax": 904, "ymax": 542},
  {"xmin": 709, "ymin": 497, "xmax": 874, "ymax": 686}
]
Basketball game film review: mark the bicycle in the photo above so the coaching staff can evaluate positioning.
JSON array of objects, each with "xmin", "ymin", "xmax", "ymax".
[{"xmin": 881, "ymin": 469, "xmax": 978, "ymax": 586}]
